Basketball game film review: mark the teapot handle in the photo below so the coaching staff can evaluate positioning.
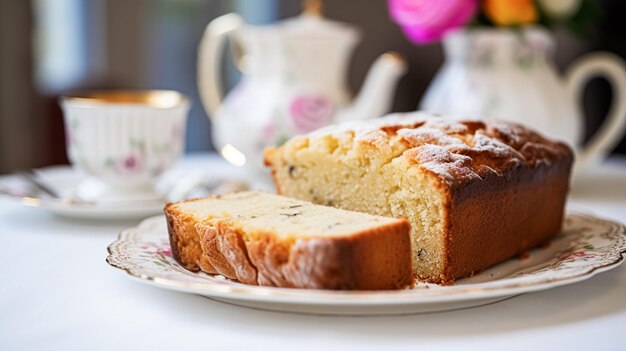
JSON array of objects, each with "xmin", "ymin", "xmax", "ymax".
[
  {"xmin": 197, "ymin": 13, "xmax": 244, "ymax": 120},
  {"xmin": 565, "ymin": 52, "xmax": 626, "ymax": 168}
]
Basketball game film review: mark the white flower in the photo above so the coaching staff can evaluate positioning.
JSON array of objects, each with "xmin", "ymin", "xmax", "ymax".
[{"xmin": 538, "ymin": 0, "xmax": 583, "ymax": 20}]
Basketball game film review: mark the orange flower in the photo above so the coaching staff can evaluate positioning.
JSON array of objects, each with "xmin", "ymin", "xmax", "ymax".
[{"xmin": 483, "ymin": 0, "xmax": 538, "ymax": 26}]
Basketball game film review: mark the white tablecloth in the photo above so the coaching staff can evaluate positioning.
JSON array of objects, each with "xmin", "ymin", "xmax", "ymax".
[{"xmin": 1, "ymin": 153, "xmax": 625, "ymax": 351}]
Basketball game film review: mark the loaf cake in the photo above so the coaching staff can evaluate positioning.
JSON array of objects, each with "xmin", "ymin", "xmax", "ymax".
[
  {"xmin": 264, "ymin": 112, "xmax": 574, "ymax": 284},
  {"xmin": 165, "ymin": 191, "xmax": 412, "ymax": 290}
]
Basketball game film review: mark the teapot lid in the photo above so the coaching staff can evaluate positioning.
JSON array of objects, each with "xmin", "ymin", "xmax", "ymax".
[{"xmin": 279, "ymin": 0, "xmax": 360, "ymax": 42}]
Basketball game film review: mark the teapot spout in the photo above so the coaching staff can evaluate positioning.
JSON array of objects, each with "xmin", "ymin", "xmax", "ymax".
[{"xmin": 340, "ymin": 52, "xmax": 407, "ymax": 122}]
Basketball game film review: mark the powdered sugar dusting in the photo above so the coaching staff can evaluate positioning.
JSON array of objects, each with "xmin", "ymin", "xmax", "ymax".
[
  {"xmin": 398, "ymin": 127, "xmax": 466, "ymax": 148},
  {"xmin": 405, "ymin": 144, "xmax": 482, "ymax": 182},
  {"xmin": 306, "ymin": 112, "xmax": 430, "ymax": 140},
  {"xmin": 296, "ymin": 112, "xmax": 573, "ymax": 183},
  {"xmin": 471, "ymin": 131, "xmax": 525, "ymax": 160}
]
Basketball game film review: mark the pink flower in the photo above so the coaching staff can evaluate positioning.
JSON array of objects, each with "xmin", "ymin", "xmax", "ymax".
[
  {"xmin": 156, "ymin": 247, "xmax": 172, "ymax": 257},
  {"xmin": 117, "ymin": 152, "xmax": 144, "ymax": 173},
  {"xmin": 388, "ymin": 0, "xmax": 478, "ymax": 44},
  {"xmin": 289, "ymin": 95, "xmax": 334, "ymax": 133},
  {"xmin": 559, "ymin": 251, "xmax": 595, "ymax": 261}
]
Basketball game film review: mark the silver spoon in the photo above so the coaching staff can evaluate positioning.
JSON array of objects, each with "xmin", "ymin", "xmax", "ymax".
[{"xmin": 17, "ymin": 170, "xmax": 93, "ymax": 205}]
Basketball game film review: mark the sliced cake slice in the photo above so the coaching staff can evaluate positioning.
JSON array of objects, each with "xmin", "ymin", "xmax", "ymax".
[{"xmin": 164, "ymin": 191, "xmax": 412, "ymax": 290}]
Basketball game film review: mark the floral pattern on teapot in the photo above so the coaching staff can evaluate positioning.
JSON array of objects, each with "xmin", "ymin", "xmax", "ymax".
[{"xmin": 289, "ymin": 94, "xmax": 335, "ymax": 134}]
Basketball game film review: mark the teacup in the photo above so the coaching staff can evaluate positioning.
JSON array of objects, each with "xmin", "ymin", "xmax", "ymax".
[{"xmin": 60, "ymin": 90, "xmax": 190, "ymax": 201}]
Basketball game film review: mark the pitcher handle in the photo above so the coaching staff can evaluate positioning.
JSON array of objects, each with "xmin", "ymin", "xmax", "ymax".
[
  {"xmin": 197, "ymin": 13, "xmax": 244, "ymax": 120},
  {"xmin": 565, "ymin": 52, "xmax": 626, "ymax": 169}
]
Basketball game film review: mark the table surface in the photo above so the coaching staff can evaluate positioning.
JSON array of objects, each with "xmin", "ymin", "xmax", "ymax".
[{"xmin": 1, "ymin": 153, "xmax": 626, "ymax": 351}]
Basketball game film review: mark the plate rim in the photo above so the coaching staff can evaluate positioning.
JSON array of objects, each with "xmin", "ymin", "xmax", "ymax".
[{"xmin": 106, "ymin": 212, "xmax": 626, "ymax": 306}]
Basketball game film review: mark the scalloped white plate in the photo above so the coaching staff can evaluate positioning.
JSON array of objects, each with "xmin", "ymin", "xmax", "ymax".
[{"xmin": 107, "ymin": 213, "xmax": 625, "ymax": 315}]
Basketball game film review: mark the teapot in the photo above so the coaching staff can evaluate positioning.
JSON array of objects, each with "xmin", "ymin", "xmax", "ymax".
[
  {"xmin": 197, "ymin": 3, "xmax": 407, "ymax": 174},
  {"xmin": 420, "ymin": 28, "xmax": 626, "ymax": 176}
]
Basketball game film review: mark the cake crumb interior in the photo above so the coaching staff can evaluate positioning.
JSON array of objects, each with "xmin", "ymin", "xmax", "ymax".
[
  {"xmin": 172, "ymin": 192, "xmax": 400, "ymax": 239},
  {"xmin": 272, "ymin": 131, "xmax": 447, "ymax": 278}
]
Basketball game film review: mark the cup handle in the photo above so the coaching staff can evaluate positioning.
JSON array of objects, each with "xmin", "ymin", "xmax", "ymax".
[
  {"xmin": 197, "ymin": 13, "xmax": 244, "ymax": 120},
  {"xmin": 565, "ymin": 52, "xmax": 626, "ymax": 168}
]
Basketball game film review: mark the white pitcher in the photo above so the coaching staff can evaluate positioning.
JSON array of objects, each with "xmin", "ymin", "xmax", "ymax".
[
  {"xmin": 198, "ymin": 8, "xmax": 407, "ymax": 174},
  {"xmin": 421, "ymin": 28, "xmax": 626, "ymax": 175}
]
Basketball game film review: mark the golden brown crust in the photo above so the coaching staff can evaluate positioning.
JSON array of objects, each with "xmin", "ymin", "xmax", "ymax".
[
  {"xmin": 439, "ymin": 160, "xmax": 572, "ymax": 282},
  {"xmin": 165, "ymin": 202, "xmax": 203, "ymax": 271},
  {"xmin": 192, "ymin": 218, "xmax": 412, "ymax": 290},
  {"xmin": 264, "ymin": 148, "xmax": 283, "ymax": 195},
  {"xmin": 196, "ymin": 221, "xmax": 258, "ymax": 284},
  {"xmin": 388, "ymin": 117, "xmax": 573, "ymax": 187},
  {"xmin": 164, "ymin": 197, "xmax": 221, "ymax": 272}
]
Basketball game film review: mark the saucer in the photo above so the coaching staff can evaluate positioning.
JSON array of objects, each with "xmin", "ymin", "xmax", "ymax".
[
  {"xmin": 0, "ymin": 166, "xmax": 165, "ymax": 220},
  {"xmin": 74, "ymin": 177, "xmax": 164, "ymax": 203}
]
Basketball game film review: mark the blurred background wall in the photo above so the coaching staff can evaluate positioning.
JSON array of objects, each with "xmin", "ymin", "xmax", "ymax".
[{"xmin": 1, "ymin": 0, "xmax": 625, "ymax": 173}]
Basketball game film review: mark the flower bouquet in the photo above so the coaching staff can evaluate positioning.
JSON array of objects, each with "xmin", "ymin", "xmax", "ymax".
[{"xmin": 388, "ymin": 0, "xmax": 599, "ymax": 44}]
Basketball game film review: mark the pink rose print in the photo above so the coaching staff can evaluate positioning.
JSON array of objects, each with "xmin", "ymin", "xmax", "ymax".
[
  {"xmin": 117, "ymin": 151, "xmax": 144, "ymax": 174},
  {"xmin": 156, "ymin": 247, "xmax": 172, "ymax": 257},
  {"xmin": 289, "ymin": 95, "xmax": 334, "ymax": 133},
  {"xmin": 559, "ymin": 250, "xmax": 596, "ymax": 261}
]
